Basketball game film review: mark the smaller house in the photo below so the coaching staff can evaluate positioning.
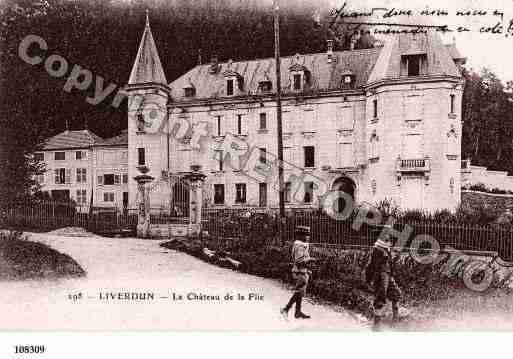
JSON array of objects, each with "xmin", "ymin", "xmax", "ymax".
[{"xmin": 35, "ymin": 129, "xmax": 129, "ymax": 211}]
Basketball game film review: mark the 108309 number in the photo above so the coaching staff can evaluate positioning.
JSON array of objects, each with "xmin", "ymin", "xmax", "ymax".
[{"xmin": 14, "ymin": 345, "xmax": 45, "ymax": 354}]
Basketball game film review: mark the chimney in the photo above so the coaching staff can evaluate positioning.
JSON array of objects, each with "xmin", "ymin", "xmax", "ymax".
[
  {"xmin": 327, "ymin": 39, "xmax": 333, "ymax": 54},
  {"xmin": 349, "ymin": 38, "xmax": 356, "ymax": 51},
  {"xmin": 208, "ymin": 54, "xmax": 219, "ymax": 74},
  {"xmin": 349, "ymin": 31, "xmax": 360, "ymax": 51},
  {"xmin": 326, "ymin": 39, "xmax": 334, "ymax": 63}
]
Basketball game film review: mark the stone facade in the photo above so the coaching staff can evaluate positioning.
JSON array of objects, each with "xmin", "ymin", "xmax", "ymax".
[{"xmin": 125, "ymin": 18, "xmax": 465, "ymax": 212}]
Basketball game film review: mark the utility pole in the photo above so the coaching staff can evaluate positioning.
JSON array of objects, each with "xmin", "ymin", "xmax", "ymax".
[{"xmin": 273, "ymin": 0, "xmax": 285, "ymax": 219}]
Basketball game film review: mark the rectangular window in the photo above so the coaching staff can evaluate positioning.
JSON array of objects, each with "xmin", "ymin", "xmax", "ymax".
[
  {"xmin": 216, "ymin": 116, "xmax": 222, "ymax": 136},
  {"xmin": 370, "ymin": 134, "xmax": 379, "ymax": 159},
  {"xmin": 114, "ymin": 174, "xmax": 121, "ymax": 185},
  {"xmin": 402, "ymin": 54, "xmax": 426, "ymax": 77},
  {"xmin": 235, "ymin": 183, "xmax": 247, "ymax": 204},
  {"xmin": 259, "ymin": 148, "xmax": 267, "ymax": 164},
  {"xmin": 259, "ymin": 113, "xmax": 267, "ymax": 130},
  {"xmin": 34, "ymin": 152, "xmax": 44, "ymax": 161},
  {"xmin": 36, "ymin": 174, "xmax": 44, "ymax": 184},
  {"xmin": 450, "ymin": 94, "xmax": 455, "ymax": 114},
  {"xmin": 258, "ymin": 81, "xmax": 272, "ymax": 92},
  {"xmin": 76, "ymin": 168, "xmax": 87, "ymax": 183},
  {"xmin": 216, "ymin": 150, "xmax": 224, "ymax": 171},
  {"xmin": 304, "ymin": 146, "xmax": 315, "ymax": 168},
  {"xmin": 54, "ymin": 168, "xmax": 66, "ymax": 184},
  {"xmin": 75, "ymin": 151, "xmax": 86, "ymax": 160},
  {"xmin": 76, "ymin": 189, "xmax": 87, "ymax": 205},
  {"xmin": 284, "ymin": 182, "xmax": 292, "ymax": 203},
  {"xmin": 373, "ymin": 99, "xmax": 378, "ymax": 119},
  {"xmin": 214, "ymin": 184, "xmax": 225, "ymax": 204},
  {"xmin": 259, "ymin": 182, "xmax": 267, "ymax": 207},
  {"xmin": 137, "ymin": 148, "xmax": 145, "ymax": 166},
  {"xmin": 227, "ymin": 79, "xmax": 234, "ymax": 96},
  {"xmin": 304, "ymin": 181, "xmax": 314, "ymax": 203},
  {"xmin": 184, "ymin": 87, "xmax": 195, "ymax": 97},
  {"xmin": 408, "ymin": 56, "xmax": 420, "ymax": 76},
  {"xmin": 237, "ymin": 114, "xmax": 242, "ymax": 135},
  {"xmin": 103, "ymin": 192, "xmax": 115, "ymax": 202},
  {"xmin": 293, "ymin": 74, "xmax": 302, "ymax": 90},
  {"xmin": 283, "ymin": 147, "xmax": 294, "ymax": 168},
  {"xmin": 103, "ymin": 174, "xmax": 115, "ymax": 185},
  {"xmin": 122, "ymin": 174, "xmax": 128, "ymax": 184},
  {"xmin": 54, "ymin": 152, "xmax": 65, "ymax": 161}
]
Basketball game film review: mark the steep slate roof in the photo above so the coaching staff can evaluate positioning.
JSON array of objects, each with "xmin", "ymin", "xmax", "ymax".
[
  {"xmin": 42, "ymin": 130, "xmax": 104, "ymax": 150},
  {"xmin": 367, "ymin": 30, "xmax": 461, "ymax": 84},
  {"xmin": 98, "ymin": 129, "xmax": 128, "ymax": 146},
  {"xmin": 169, "ymin": 47, "xmax": 382, "ymax": 101},
  {"xmin": 128, "ymin": 14, "xmax": 167, "ymax": 85}
]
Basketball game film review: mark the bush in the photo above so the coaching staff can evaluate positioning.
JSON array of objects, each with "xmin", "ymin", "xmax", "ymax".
[
  {"xmin": 162, "ymin": 230, "xmax": 488, "ymax": 319},
  {"xmin": 469, "ymin": 183, "xmax": 488, "ymax": 192}
]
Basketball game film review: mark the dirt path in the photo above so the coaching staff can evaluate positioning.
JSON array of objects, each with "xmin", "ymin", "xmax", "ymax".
[{"xmin": 0, "ymin": 233, "xmax": 367, "ymax": 331}]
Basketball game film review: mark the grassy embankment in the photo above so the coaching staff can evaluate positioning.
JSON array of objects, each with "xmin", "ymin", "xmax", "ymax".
[{"xmin": 0, "ymin": 231, "xmax": 85, "ymax": 280}]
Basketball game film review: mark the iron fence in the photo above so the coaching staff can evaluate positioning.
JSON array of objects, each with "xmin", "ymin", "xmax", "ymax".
[
  {"xmin": 0, "ymin": 201, "xmax": 138, "ymax": 236},
  {"xmin": 202, "ymin": 207, "xmax": 513, "ymax": 262}
]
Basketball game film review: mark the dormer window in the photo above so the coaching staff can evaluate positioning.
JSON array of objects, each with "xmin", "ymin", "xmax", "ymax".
[
  {"xmin": 289, "ymin": 61, "xmax": 310, "ymax": 92},
  {"xmin": 340, "ymin": 69, "xmax": 355, "ymax": 89},
  {"xmin": 227, "ymin": 79, "xmax": 234, "ymax": 96},
  {"xmin": 184, "ymin": 87, "xmax": 195, "ymax": 98},
  {"xmin": 223, "ymin": 70, "xmax": 243, "ymax": 96},
  {"xmin": 293, "ymin": 74, "xmax": 302, "ymax": 90},
  {"xmin": 401, "ymin": 54, "xmax": 427, "ymax": 77},
  {"xmin": 258, "ymin": 80, "xmax": 272, "ymax": 92}
]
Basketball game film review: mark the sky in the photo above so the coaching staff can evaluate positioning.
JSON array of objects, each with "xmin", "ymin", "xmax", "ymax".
[{"xmin": 336, "ymin": 0, "xmax": 513, "ymax": 82}]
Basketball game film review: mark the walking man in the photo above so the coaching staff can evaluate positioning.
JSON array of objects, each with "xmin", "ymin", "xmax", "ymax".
[
  {"xmin": 365, "ymin": 226, "xmax": 402, "ymax": 330},
  {"xmin": 281, "ymin": 225, "xmax": 314, "ymax": 319}
]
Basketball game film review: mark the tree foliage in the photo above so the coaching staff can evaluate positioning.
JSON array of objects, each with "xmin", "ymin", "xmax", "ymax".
[{"xmin": 461, "ymin": 68, "xmax": 513, "ymax": 172}]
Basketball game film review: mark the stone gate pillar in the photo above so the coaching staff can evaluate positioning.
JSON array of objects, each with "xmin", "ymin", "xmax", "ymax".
[
  {"xmin": 183, "ymin": 165, "xmax": 206, "ymax": 236},
  {"xmin": 134, "ymin": 168, "xmax": 154, "ymax": 238}
]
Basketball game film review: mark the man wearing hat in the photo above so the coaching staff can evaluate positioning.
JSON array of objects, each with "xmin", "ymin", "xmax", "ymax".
[
  {"xmin": 365, "ymin": 225, "xmax": 402, "ymax": 329},
  {"xmin": 280, "ymin": 225, "xmax": 314, "ymax": 319}
]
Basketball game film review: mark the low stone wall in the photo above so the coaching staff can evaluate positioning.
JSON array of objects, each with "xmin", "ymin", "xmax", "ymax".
[
  {"xmin": 462, "ymin": 190, "xmax": 513, "ymax": 211},
  {"xmin": 461, "ymin": 164, "xmax": 513, "ymax": 192}
]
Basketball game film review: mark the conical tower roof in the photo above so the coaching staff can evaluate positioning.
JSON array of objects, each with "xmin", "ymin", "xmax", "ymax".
[{"xmin": 128, "ymin": 12, "xmax": 167, "ymax": 85}]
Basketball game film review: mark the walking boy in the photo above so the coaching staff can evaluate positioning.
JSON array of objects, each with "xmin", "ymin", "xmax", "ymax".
[
  {"xmin": 365, "ymin": 227, "xmax": 402, "ymax": 329},
  {"xmin": 280, "ymin": 225, "xmax": 314, "ymax": 319}
]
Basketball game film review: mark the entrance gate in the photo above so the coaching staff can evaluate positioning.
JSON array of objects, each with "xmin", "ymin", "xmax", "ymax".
[{"xmin": 145, "ymin": 172, "xmax": 205, "ymax": 238}]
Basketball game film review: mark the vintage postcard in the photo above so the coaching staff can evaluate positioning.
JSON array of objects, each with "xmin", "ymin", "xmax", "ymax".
[{"xmin": 1, "ymin": 0, "xmax": 513, "ymax": 344}]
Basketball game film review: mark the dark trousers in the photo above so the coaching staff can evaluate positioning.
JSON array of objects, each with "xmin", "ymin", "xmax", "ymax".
[
  {"xmin": 373, "ymin": 272, "xmax": 401, "ymax": 316},
  {"xmin": 284, "ymin": 272, "xmax": 309, "ymax": 314}
]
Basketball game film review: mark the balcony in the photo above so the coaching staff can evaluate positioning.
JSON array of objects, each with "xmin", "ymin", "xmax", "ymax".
[{"xmin": 396, "ymin": 158, "xmax": 430, "ymax": 173}]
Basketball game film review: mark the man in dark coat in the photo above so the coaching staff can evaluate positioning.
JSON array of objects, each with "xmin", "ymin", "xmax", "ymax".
[
  {"xmin": 280, "ymin": 226, "xmax": 314, "ymax": 319},
  {"xmin": 365, "ymin": 227, "xmax": 402, "ymax": 329}
]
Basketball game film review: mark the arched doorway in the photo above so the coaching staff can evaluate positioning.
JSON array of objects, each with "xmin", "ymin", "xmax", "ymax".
[{"xmin": 331, "ymin": 176, "xmax": 356, "ymax": 214}]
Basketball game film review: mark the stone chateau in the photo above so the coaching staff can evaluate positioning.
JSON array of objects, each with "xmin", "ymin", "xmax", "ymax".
[{"xmin": 38, "ymin": 16, "xmax": 467, "ymax": 212}]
